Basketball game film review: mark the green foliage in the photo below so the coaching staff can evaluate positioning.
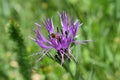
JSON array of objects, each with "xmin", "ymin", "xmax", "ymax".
[
  {"xmin": 0, "ymin": 0, "xmax": 120, "ymax": 80},
  {"xmin": 8, "ymin": 20, "xmax": 32, "ymax": 80}
]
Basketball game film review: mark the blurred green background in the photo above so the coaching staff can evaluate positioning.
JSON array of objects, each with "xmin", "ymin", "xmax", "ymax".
[{"xmin": 0, "ymin": 0, "xmax": 120, "ymax": 80}]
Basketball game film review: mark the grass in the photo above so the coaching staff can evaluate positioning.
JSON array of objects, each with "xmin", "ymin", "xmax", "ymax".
[{"xmin": 0, "ymin": 0, "xmax": 120, "ymax": 80}]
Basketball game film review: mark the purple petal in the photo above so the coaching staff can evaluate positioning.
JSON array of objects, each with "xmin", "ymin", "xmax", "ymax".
[
  {"xmin": 35, "ymin": 40, "xmax": 53, "ymax": 49},
  {"xmin": 35, "ymin": 30, "xmax": 47, "ymax": 42},
  {"xmin": 45, "ymin": 18, "xmax": 54, "ymax": 33},
  {"xmin": 60, "ymin": 36, "xmax": 71, "ymax": 49},
  {"xmin": 72, "ymin": 20, "xmax": 81, "ymax": 36},
  {"xmin": 49, "ymin": 38, "xmax": 60, "ymax": 50},
  {"xmin": 73, "ymin": 20, "xmax": 82, "ymax": 35},
  {"xmin": 35, "ymin": 23, "xmax": 52, "ymax": 46},
  {"xmin": 35, "ymin": 23, "xmax": 48, "ymax": 42},
  {"xmin": 59, "ymin": 11, "xmax": 69, "ymax": 33}
]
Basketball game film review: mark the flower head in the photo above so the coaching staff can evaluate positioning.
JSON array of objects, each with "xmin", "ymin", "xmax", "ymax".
[{"xmin": 34, "ymin": 12, "xmax": 90, "ymax": 65}]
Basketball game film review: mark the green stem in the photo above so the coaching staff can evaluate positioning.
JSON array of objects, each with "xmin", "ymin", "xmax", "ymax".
[
  {"xmin": 74, "ymin": 62, "xmax": 84, "ymax": 80},
  {"xmin": 62, "ymin": 62, "xmax": 74, "ymax": 79}
]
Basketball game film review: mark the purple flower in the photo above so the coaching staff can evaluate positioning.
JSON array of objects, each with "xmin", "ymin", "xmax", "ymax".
[{"xmin": 33, "ymin": 12, "xmax": 91, "ymax": 65}]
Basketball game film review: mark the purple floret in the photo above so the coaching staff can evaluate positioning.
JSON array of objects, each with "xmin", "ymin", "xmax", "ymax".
[{"xmin": 34, "ymin": 12, "xmax": 90, "ymax": 65}]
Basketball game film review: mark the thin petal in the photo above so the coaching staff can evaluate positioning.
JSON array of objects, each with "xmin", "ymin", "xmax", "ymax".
[
  {"xmin": 35, "ymin": 23, "xmax": 41, "ymax": 28},
  {"xmin": 35, "ymin": 30, "xmax": 48, "ymax": 42},
  {"xmin": 60, "ymin": 51, "xmax": 64, "ymax": 65},
  {"xmin": 45, "ymin": 18, "xmax": 54, "ymax": 33},
  {"xmin": 68, "ymin": 49, "xmax": 77, "ymax": 63},
  {"xmin": 35, "ymin": 40, "xmax": 53, "ymax": 49},
  {"xmin": 59, "ymin": 11, "xmax": 69, "ymax": 33},
  {"xmin": 35, "ymin": 23, "xmax": 49, "ymax": 43},
  {"xmin": 70, "ymin": 19, "xmax": 81, "ymax": 37},
  {"xmin": 50, "ymin": 38, "xmax": 60, "ymax": 50},
  {"xmin": 35, "ymin": 49, "xmax": 50, "ymax": 62},
  {"xmin": 29, "ymin": 49, "xmax": 46, "ymax": 57}
]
